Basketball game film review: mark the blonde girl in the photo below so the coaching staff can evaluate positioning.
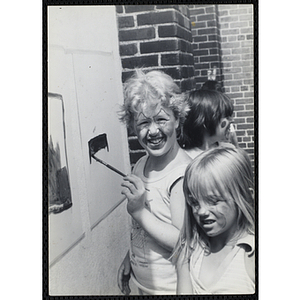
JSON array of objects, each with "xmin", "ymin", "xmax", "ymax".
[
  {"xmin": 174, "ymin": 145, "xmax": 255, "ymax": 294},
  {"xmin": 117, "ymin": 69, "xmax": 191, "ymax": 295}
]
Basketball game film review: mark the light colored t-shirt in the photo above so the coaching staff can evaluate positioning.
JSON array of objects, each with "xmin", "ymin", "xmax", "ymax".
[
  {"xmin": 129, "ymin": 154, "xmax": 189, "ymax": 295},
  {"xmin": 189, "ymin": 234, "xmax": 255, "ymax": 294}
]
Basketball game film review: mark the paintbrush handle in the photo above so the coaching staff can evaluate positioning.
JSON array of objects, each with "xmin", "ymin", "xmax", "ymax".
[
  {"xmin": 91, "ymin": 154, "xmax": 126, "ymax": 177},
  {"xmin": 91, "ymin": 154, "xmax": 150, "ymax": 192}
]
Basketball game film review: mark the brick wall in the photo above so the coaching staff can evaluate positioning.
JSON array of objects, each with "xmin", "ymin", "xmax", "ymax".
[
  {"xmin": 189, "ymin": 5, "xmax": 223, "ymax": 88},
  {"xmin": 218, "ymin": 4, "xmax": 254, "ymax": 164},
  {"xmin": 116, "ymin": 5, "xmax": 195, "ymax": 165},
  {"xmin": 189, "ymin": 4, "xmax": 255, "ymax": 166},
  {"xmin": 116, "ymin": 4, "xmax": 255, "ymax": 168}
]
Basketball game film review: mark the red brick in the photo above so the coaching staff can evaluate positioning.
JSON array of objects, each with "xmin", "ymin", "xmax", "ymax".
[
  {"xmin": 181, "ymin": 66, "xmax": 195, "ymax": 78},
  {"xmin": 236, "ymin": 98, "xmax": 254, "ymax": 104},
  {"xmin": 137, "ymin": 11, "xmax": 175, "ymax": 25},
  {"xmin": 243, "ymin": 136, "xmax": 251, "ymax": 142},
  {"xmin": 116, "ymin": 5, "xmax": 123, "ymax": 14},
  {"xmin": 118, "ymin": 16, "xmax": 134, "ymax": 29},
  {"xmin": 229, "ymin": 8, "xmax": 248, "ymax": 15},
  {"xmin": 228, "ymin": 35, "xmax": 237, "ymax": 42},
  {"xmin": 234, "ymin": 104, "xmax": 245, "ymax": 111},
  {"xmin": 140, "ymin": 40, "xmax": 179, "ymax": 54},
  {"xmin": 231, "ymin": 86, "xmax": 240, "ymax": 92},
  {"xmin": 236, "ymin": 110, "xmax": 253, "ymax": 117},
  {"xmin": 221, "ymin": 29, "xmax": 239, "ymax": 35},
  {"xmin": 207, "ymin": 20, "xmax": 217, "ymax": 27},
  {"xmin": 209, "ymin": 48, "xmax": 219, "ymax": 55},
  {"xmin": 219, "ymin": 23, "xmax": 229, "ymax": 30},
  {"xmin": 233, "ymin": 117, "xmax": 246, "ymax": 124},
  {"xmin": 222, "ymin": 41, "xmax": 241, "ymax": 49},
  {"xmin": 200, "ymin": 55, "xmax": 220, "ymax": 63},
  {"xmin": 192, "ymin": 21, "xmax": 207, "ymax": 29},
  {"xmin": 189, "ymin": 7, "xmax": 205, "ymax": 15},
  {"xmin": 194, "ymin": 63, "xmax": 210, "ymax": 70},
  {"xmin": 197, "ymin": 41, "xmax": 218, "ymax": 49},
  {"xmin": 196, "ymin": 13, "xmax": 215, "ymax": 22},
  {"xmin": 237, "ymin": 123, "xmax": 254, "ymax": 130},
  {"xmin": 228, "ymin": 92, "xmax": 243, "ymax": 99},
  {"xmin": 193, "ymin": 35, "xmax": 208, "ymax": 42},
  {"xmin": 161, "ymin": 53, "xmax": 193, "ymax": 66},
  {"xmin": 158, "ymin": 24, "xmax": 192, "ymax": 42},
  {"xmin": 180, "ymin": 79, "xmax": 195, "ymax": 92},
  {"xmin": 205, "ymin": 6, "xmax": 216, "ymax": 14},
  {"xmin": 235, "ymin": 130, "xmax": 246, "ymax": 136},
  {"xmin": 222, "ymin": 54, "xmax": 241, "ymax": 61},
  {"xmin": 246, "ymin": 104, "xmax": 254, "ymax": 110},
  {"xmin": 230, "ymin": 21, "xmax": 249, "ymax": 28},
  {"xmin": 232, "ymin": 60, "xmax": 250, "ymax": 67},
  {"xmin": 241, "ymin": 86, "xmax": 249, "ymax": 91},
  {"xmin": 241, "ymin": 40, "xmax": 253, "ymax": 48},
  {"xmin": 244, "ymin": 91, "xmax": 254, "ymax": 97},
  {"xmin": 239, "ymin": 14, "xmax": 252, "ymax": 21},
  {"xmin": 193, "ymin": 49, "xmax": 209, "ymax": 56},
  {"xmin": 196, "ymin": 28, "xmax": 218, "ymax": 35},
  {"xmin": 119, "ymin": 43, "xmax": 138, "ymax": 56},
  {"xmin": 122, "ymin": 55, "xmax": 158, "ymax": 69},
  {"xmin": 157, "ymin": 5, "xmax": 180, "ymax": 11},
  {"xmin": 240, "ymin": 27, "xmax": 253, "ymax": 34},
  {"xmin": 232, "ymin": 47, "xmax": 251, "ymax": 54},
  {"xmin": 137, "ymin": 10, "xmax": 190, "ymax": 29},
  {"xmin": 124, "ymin": 5, "xmax": 155, "ymax": 13},
  {"xmin": 119, "ymin": 28, "xmax": 155, "ymax": 41},
  {"xmin": 208, "ymin": 34, "xmax": 219, "ymax": 41},
  {"xmin": 220, "ymin": 16, "xmax": 239, "ymax": 23}
]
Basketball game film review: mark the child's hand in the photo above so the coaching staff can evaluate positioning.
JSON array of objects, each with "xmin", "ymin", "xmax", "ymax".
[
  {"xmin": 117, "ymin": 251, "xmax": 131, "ymax": 295},
  {"xmin": 121, "ymin": 174, "xmax": 147, "ymax": 217}
]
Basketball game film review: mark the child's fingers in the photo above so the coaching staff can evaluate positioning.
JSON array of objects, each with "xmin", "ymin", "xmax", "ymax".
[
  {"xmin": 123, "ymin": 175, "xmax": 146, "ymax": 191},
  {"xmin": 121, "ymin": 181, "xmax": 137, "ymax": 194}
]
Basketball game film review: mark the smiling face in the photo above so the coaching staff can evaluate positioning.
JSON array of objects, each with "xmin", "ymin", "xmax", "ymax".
[
  {"xmin": 133, "ymin": 104, "xmax": 179, "ymax": 158},
  {"xmin": 188, "ymin": 190, "xmax": 238, "ymax": 240}
]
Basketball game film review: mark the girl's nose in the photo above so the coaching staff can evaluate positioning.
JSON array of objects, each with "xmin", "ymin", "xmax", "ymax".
[
  {"xmin": 148, "ymin": 122, "xmax": 159, "ymax": 135},
  {"xmin": 197, "ymin": 203, "xmax": 210, "ymax": 216}
]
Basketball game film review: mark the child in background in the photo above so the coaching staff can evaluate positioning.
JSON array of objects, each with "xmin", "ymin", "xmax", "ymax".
[
  {"xmin": 179, "ymin": 89, "xmax": 238, "ymax": 159},
  {"xmin": 174, "ymin": 145, "xmax": 255, "ymax": 294},
  {"xmin": 117, "ymin": 69, "xmax": 191, "ymax": 295}
]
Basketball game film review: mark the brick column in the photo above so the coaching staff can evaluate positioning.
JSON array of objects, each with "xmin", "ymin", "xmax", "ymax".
[
  {"xmin": 188, "ymin": 4, "xmax": 254, "ymax": 167},
  {"xmin": 189, "ymin": 5, "xmax": 223, "ymax": 89},
  {"xmin": 116, "ymin": 5, "xmax": 195, "ymax": 165},
  {"xmin": 218, "ymin": 4, "xmax": 254, "ymax": 164}
]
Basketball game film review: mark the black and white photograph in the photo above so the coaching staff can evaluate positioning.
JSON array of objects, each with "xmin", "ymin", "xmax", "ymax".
[{"xmin": 45, "ymin": 2, "xmax": 257, "ymax": 297}]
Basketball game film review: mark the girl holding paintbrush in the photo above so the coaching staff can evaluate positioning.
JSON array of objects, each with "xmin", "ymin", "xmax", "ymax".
[{"xmin": 117, "ymin": 69, "xmax": 191, "ymax": 295}]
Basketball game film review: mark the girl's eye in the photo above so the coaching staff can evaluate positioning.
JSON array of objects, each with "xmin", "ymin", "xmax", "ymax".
[
  {"xmin": 137, "ymin": 120, "xmax": 149, "ymax": 127},
  {"xmin": 206, "ymin": 196, "xmax": 225, "ymax": 205},
  {"xmin": 157, "ymin": 118, "xmax": 168, "ymax": 125},
  {"xmin": 187, "ymin": 195, "xmax": 200, "ymax": 209}
]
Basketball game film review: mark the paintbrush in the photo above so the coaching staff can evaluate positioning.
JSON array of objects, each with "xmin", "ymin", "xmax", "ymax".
[{"xmin": 88, "ymin": 134, "xmax": 149, "ymax": 191}]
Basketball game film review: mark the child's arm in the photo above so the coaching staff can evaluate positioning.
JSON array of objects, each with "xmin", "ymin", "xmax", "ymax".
[
  {"xmin": 169, "ymin": 178, "xmax": 185, "ymax": 231},
  {"xmin": 121, "ymin": 174, "xmax": 184, "ymax": 251},
  {"xmin": 176, "ymin": 250, "xmax": 193, "ymax": 294}
]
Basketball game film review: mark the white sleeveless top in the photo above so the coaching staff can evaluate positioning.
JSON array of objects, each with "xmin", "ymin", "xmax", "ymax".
[
  {"xmin": 129, "ymin": 154, "xmax": 189, "ymax": 295},
  {"xmin": 190, "ymin": 234, "xmax": 255, "ymax": 294}
]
